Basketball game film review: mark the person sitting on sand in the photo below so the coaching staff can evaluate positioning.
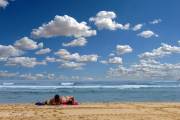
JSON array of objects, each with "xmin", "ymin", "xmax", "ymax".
[
  {"xmin": 45, "ymin": 94, "xmax": 61, "ymax": 105},
  {"xmin": 43, "ymin": 94, "xmax": 78, "ymax": 105}
]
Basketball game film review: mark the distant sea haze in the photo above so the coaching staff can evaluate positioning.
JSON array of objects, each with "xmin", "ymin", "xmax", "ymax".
[{"xmin": 0, "ymin": 80, "xmax": 180, "ymax": 103}]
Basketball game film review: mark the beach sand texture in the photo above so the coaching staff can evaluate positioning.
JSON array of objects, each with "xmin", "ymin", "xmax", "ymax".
[{"xmin": 0, "ymin": 103, "xmax": 180, "ymax": 120}]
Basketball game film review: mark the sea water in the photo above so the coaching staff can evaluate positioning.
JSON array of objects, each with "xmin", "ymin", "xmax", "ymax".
[{"xmin": 0, "ymin": 80, "xmax": 180, "ymax": 103}]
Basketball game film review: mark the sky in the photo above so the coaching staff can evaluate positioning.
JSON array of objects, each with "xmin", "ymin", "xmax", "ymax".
[{"xmin": 0, "ymin": 0, "xmax": 180, "ymax": 80}]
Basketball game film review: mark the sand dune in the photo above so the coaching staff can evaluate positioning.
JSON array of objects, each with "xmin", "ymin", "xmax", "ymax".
[{"xmin": 0, "ymin": 103, "xmax": 180, "ymax": 120}]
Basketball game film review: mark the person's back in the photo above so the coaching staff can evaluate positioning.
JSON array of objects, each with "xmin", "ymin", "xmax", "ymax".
[
  {"xmin": 60, "ymin": 96, "xmax": 74, "ymax": 105},
  {"xmin": 47, "ymin": 94, "xmax": 61, "ymax": 105}
]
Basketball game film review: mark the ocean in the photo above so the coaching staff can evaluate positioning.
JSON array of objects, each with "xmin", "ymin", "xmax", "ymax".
[{"xmin": 0, "ymin": 80, "xmax": 180, "ymax": 103}]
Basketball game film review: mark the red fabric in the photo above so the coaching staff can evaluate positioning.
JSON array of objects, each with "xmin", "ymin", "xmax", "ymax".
[
  {"xmin": 60, "ymin": 96, "xmax": 78, "ymax": 105},
  {"xmin": 61, "ymin": 100, "xmax": 78, "ymax": 105},
  {"xmin": 73, "ymin": 101, "xmax": 78, "ymax": 105}
]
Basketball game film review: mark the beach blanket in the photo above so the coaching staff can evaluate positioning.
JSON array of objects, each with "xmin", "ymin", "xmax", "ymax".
[{"xmin": 35, "ymin": 101, "xmax": 78, "ymax": 106}]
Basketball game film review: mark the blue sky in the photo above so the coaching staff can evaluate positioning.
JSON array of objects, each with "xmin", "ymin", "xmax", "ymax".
[{"xmin": 0, "ymin": 0, "xmax": 180, "ymax": 80}]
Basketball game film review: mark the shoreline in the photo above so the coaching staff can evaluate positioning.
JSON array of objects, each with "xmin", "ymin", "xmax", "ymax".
[
  {"xmin": 0, "ymin": 102, "xmax": 180, "ymax": 120},
  {"xmin": 1, "ymin": 101, "xmax": 180, "ymax": 104}
]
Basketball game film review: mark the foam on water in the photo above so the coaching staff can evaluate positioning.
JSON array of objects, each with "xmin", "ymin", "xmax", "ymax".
[
  {"xmin": 0, "ymin": 84, "xmax": 180, "ymax": 90},
  {"xmin": 60, "ymin": 82, "xmax": 74, "ymax": 86},
  {"xmin": 2, "ymin": 82, "xmax": 14, "ymax": 86}
]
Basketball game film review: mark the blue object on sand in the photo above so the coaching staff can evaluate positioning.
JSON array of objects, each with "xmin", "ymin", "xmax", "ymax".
[{"xmin": 35, "ymin": 102, "xmax": 45, "ymax": 106}]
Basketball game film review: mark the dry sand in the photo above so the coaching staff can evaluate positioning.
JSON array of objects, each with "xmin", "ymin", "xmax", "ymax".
[{"xmin": 0, "ymin": 103, "xmax": 180, "ymax": 120}]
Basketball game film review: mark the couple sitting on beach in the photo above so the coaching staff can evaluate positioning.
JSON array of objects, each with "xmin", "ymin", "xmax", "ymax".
[{"xmin": 36, "ymin": 94, "xmax": 78, "ymax": 105}]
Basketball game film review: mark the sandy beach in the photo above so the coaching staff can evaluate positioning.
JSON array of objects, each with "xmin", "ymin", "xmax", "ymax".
[{"xmin": 0, "ymin": 103, "xmax": 180, "ymax": 120}]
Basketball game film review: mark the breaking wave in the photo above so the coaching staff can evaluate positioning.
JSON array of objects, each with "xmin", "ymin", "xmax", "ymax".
[{"xmin": 0, "ymin": 84, "xmax": 180, "ymax": 90}]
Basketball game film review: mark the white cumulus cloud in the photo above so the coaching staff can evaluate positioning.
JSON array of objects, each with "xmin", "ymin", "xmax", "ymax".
[
  {"xmin": 0, "ymin": 45, "xmax": 23, "ymax": 60},
  {"xmin": 139, "ymin": 43, "xmax": 180, "ymax": 59},
  {"xmin": 55, "ymin": 49, "xmax": 98, "ymax": 70},
  {"xmin": 18, "ymin": 73, "xmax": 58, "ymax": 80},
  {"xmin": 6, "ymin": 57, "xmax": 46, "ymax": 68},
  {"xmin": 149, "ymin": 19, "xmax": 162, "ymax": 24},
  {"xmin": 108, "ymin": 59, "xmax": 180, "ymax": 80},
  {"xmin": 137, "ymin": 30, "xmax": 158, "ymax": 38},
  {"xmin": 108, "ymin": 57, "xmax": 123, "ymax": 64},
  {"xmin": 0, "ymin": 0, "xmax": 8, "ymax": 8},
  {"xmin": 55, "ymin": 49, "xmax": 98, "ymax": 62},
  {"xmin": 31, "ymin": 15, "xmax": 96, "ymax": 38},
  {"xmin": 62, "ymin": 37, "xmax": 87, "ymax": 47},
  {"xmin": 90, "ymin": 11, "xmax": 130, "ymax": 30},
  {"xmin": 60, "ymin": 61, "xmax": 85, "ymax": 70},
  {"xmin": 45, "ymin": 56, "xmax": 56, "ymax": 62},
  {"xmin": 132, "ymin": 24, "xmax": 143, "ymax": 31},
  {"xmin": 116, "ymin": 45, "xmax": 133, "ymax": 55},
  {"xmin": 108, "ymin": 53, "xmax": 115, "ymax": 57},
  {"xmin": 14, "ymin": 37, "xmax": 43, "ymax": 50},
  {"xmin": 19, "ymin": 73, "xmax": 44, "ymax": 80},
  {"xmin": 100, "ymin": 60, "xmax": 108, "ymax": 64},
  {"xmin": 0, "ymin": 71, "xmax": 18, "ymax": 78},
  {"xmin": 35, "ymin": 48, "xmax": 51, "ymax": 55}
]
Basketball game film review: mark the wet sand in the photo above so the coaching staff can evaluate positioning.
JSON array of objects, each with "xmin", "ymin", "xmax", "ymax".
[{"xmin": 0, "ymin": 103, "xmax": 180, "ymax": 120}]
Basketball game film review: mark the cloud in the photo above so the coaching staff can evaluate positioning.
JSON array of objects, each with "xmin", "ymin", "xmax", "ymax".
[
  {"xmin": 139, "ymin": 43, "xmax": 180, "ymax": 59},
  {"xmin": 35, "ymin": 48, "xmax": 51, "ymax": 55},
  {"xmin": 100, "ymin": 60, "xmax": 108, "ymax": 64},
  {"xmin": 55, "ymin": 49, "xmax": 69, "ymax": 56},
  {"xmin": 137, "ymin": 30, "xmax": 158, "ymax": 38},
  {"xmin": 100, "ymin": 57, "xmax": 123, "ymax": 65},
  {"xmin": 108, "ymin": 59, "xmax": 180, "ymax": 80},
  {"xmin": 38, "ymin": 42, "xmax": 44, "ymax": 48},
  {"xmin": 60, "ymin": 61, "xmax": 85, "ymax": 70},
  {"xmin": 14, "ymin": 37, "xmax": 43, "ymax": 50},
  {"xmin": 31, "ymin": 15, "xmax": 96, "ymax": 38},
  {"xmin": 90, "ymin": 11, "xmax": 130, "ymax": 30},
  {"xmin": 108, "ymin": 57, "xmax": 123, "ymax": 64},
  {"xmin": 6, "ymin": 57, "xmax": 46, "ymax": 68},
  {"xmin": 149, "ymin": 19, "xmax": 162, "ymax": 24},
  {"xmin": 0, "ymin": 45, "xmax": 23, "ymax": 60},
  {"xmin": 18, "ymin": 73, "xmax": 95, "ymax": 80},
  {"xmin": 132, "ymin": 24, "xmax": 143, "ymax": 31},
  {"xmin": 116, "ymin": 45, "xmax": 133, "ymax": 55},
  {"xmin": 55, "ymin": 49, "xmax": 98, "ymax": 62},
  {"xmin": 19, "ymin": 73, "xmax": 45, "ymax": 80},
  {"xmin": 62, "ymin": 37, "xmax": 87, "ymax": 47},
  {"xmin": 45, "ymin": 56, "xmax": 56, "ymax": 62},
  {"xmin": 0, "ymin": 57, "xmax": 7, "ymax": 61},
  {"xmin": 122, "ymin": 23, "xmax": 130, "ymax": 30},
  {"xmin": 108, "ymin": 53, "xmax": 115, "ymax": 57},
  {"xmin": 54, "ymin": 49, "xmax": 98, "ymax": 70},
  {"xmin": 0, "ymin": 0, "xmax": 8, "ymax": 8},
  {"xmin": 0, "ymin": 71, "xmax": 18, "ymax": 78},
  {"xmin": 47, "ymin": 73, "xmax": 55, "ymax": 80},
  {"xmin": 18, "ymin": 73, "xmax": 57, "ymax": 80},
  {"xmin": 108, "ymin": 43, "xmax": 180, "ymax": 80}
]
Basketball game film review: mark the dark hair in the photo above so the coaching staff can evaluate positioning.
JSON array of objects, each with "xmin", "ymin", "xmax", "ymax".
[{"xmin": 54, "ymin": 94, "xmax": 60, "ymax": 102}]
